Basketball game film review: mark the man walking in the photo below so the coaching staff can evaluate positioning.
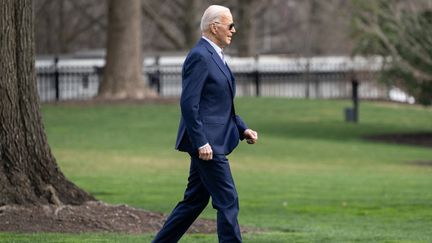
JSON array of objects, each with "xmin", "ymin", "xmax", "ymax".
[{"xmin": 152, "ymin": 5, "xmax": 258, "ymax": 243}]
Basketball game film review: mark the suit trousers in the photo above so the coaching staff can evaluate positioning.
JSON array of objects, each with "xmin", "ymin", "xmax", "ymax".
[{"xmin": 152, "ymin": 154, "xmax": 242, "ymax": 243}]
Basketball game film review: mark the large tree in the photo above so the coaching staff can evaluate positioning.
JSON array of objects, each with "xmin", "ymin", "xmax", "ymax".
[
  {"xmin": 0, "ymin": 0, "xmax": 94, "ymax": 205},
  {"xmin": 236, "ymin": 0, "xmax": 257, "ymax": 57},
  {"xmin": 352, "ymin": 0, "xmax": 432, "ymax": 105},
  {"xmin": 98, "ymin": 0, "xmax": 156, "ymax": 99}
]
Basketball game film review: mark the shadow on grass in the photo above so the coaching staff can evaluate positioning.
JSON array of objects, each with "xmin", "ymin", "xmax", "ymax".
[
  {"xmin": 89, "ymin": 191, "xmax": 116, "ymax": 196},
  {"xmin": 256, "ymin": 120, "xmax": 412, "ymax": 142}
]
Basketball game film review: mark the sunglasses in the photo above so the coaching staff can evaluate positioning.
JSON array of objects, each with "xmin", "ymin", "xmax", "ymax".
[{"xmin": 213, "ymin": 22, "xmax": 235, "ymax": 31}]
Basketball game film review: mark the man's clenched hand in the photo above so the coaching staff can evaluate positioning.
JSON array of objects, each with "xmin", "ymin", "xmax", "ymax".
[
  {"xmin": 198, "ymin": 144, "xmax": 213, "ymax": 161},
  {"xmin": 244, "ymin": 129, "xmax": 258, "ymax": 144}
]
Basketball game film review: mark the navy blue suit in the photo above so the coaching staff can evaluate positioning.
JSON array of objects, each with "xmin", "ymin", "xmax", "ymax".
[{"xmin": 152, "ymin": 38, "xmax": 247, "ymax": 243}]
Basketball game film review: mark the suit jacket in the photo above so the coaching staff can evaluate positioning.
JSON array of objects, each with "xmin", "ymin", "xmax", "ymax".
[{"xmin": 175, "ymin": 38, "xmax": 248, "ymax": 155}]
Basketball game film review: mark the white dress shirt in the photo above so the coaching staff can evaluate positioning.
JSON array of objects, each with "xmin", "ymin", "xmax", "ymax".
[{"xmin": 202, "ymin": 36, "xmax": 226, "ymax": 64}]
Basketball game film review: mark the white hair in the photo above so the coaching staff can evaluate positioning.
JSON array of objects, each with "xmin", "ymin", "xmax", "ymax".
[{"xmin": 200, "ymin": 5, "xmax": 231, "ymax": 33}]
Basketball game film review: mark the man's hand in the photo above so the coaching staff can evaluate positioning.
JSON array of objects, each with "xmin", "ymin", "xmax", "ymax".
[
  {"xmin": 198, "ymin": 144, "xmax": 213, "ymax": 161},
  {"xmin": 244, "ymin": 129, "xmax": 258, "ymax": 144}
]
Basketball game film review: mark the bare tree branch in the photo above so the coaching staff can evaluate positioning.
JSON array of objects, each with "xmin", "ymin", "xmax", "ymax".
[
  {"xmin": 68, "ymin": 1, "xmax": 107, "ymax": 30},
  {"xmin": 64, "ymin": 12, "xmax": 106, "ymax": 45},
  {"xmin": 35, "ymin": 0, "xmax": 52, "ymax": 16},
  {"xmin": 141, "ymin": 1, "xmax": 184, "ymax": 49}
]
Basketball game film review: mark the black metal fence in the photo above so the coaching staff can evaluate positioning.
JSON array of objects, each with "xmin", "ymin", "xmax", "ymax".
[
  {"xmin": 36, "ymin": 56, "xmax": 389, "ymax": 102},
  {"xmin": 37, "ymin": 58, "xmax": 101, "ymax": 102}
]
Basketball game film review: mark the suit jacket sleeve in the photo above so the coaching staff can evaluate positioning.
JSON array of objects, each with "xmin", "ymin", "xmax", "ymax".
[
  {"xmin": 180, "ymin": 52, "xmax": 209, "ymax": 149},
  {"xmin": 235, "ymin": 114, "xmax": 248, "ymax": 140}
]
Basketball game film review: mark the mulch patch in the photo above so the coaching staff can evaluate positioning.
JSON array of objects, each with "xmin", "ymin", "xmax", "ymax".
[
  {"xmin": 0, "ymin": 201, "xmax": 229, "ymax": 234},
  {"xmin": 409, "ymin": 160, "xmax": 432, "ymax": 167},
  {"xmin": 364, "ymin": 132, "xmax": 432, "ymax": 148},
  {"xmin": 364, "ymin": 132, "xmax": 432, "ymax": 166}
]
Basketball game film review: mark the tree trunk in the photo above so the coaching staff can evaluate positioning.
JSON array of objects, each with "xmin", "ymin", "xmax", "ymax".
[
  {"xmin": 182, "ymin": 0, "xmax": 200, "ymax": 49},
  {"xmin": 236, "ymin": 0, "xmax": 256, "ymax": 57},
  {"xmin": 98, "ymin": 0, "xmax": 156, "ymax": 99},
  {"xmin": 0, "ymin": 0, "xmax": 94, "ymax": 206}
]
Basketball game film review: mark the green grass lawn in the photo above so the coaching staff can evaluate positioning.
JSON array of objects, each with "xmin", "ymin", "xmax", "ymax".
[{"xmin": 1, "ymin": 98, "xmax": 432, "ymax": 243}]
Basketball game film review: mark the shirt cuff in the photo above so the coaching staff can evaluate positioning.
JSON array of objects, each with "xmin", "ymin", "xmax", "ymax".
[{"xmin": 198, "ymin": 143, "xmax": 209, "ymax": 150}]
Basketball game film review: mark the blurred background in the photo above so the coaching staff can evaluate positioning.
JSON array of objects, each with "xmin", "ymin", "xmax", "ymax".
[
  {"xmin": 33, "ymin": 0, "xmax": 431, "ymax": 105},
  {"xmin": 35, "ymin": 0, "xmax": 354, "ymax": 56}
]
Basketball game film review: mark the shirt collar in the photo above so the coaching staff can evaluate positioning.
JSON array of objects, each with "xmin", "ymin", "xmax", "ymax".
[{"xmin": 202, "ymin": 36, "xmax": 223, "ymax": 58}]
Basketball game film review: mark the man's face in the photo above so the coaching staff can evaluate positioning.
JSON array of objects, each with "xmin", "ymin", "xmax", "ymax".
[{"xmin": 212, "ymin": 12, "xmax": 236, "ymax": 48}]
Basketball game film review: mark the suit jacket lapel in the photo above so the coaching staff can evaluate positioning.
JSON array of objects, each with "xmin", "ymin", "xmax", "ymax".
[
  {"xmin": 200, "ymin": 39, "xmax": 235, "ymax": 95},
  {"xmin": 225, "ymin": 63, "xmax": 236, "ymax": 96},
  {"xmin": 210, "ymin": 52, "xmax": 230, "ymax": 78}
]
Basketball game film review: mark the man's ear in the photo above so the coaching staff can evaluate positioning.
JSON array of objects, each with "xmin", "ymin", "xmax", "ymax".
[{"xmin": 210, "ymin": 23, "xmax": 217, "ymax": 35}]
